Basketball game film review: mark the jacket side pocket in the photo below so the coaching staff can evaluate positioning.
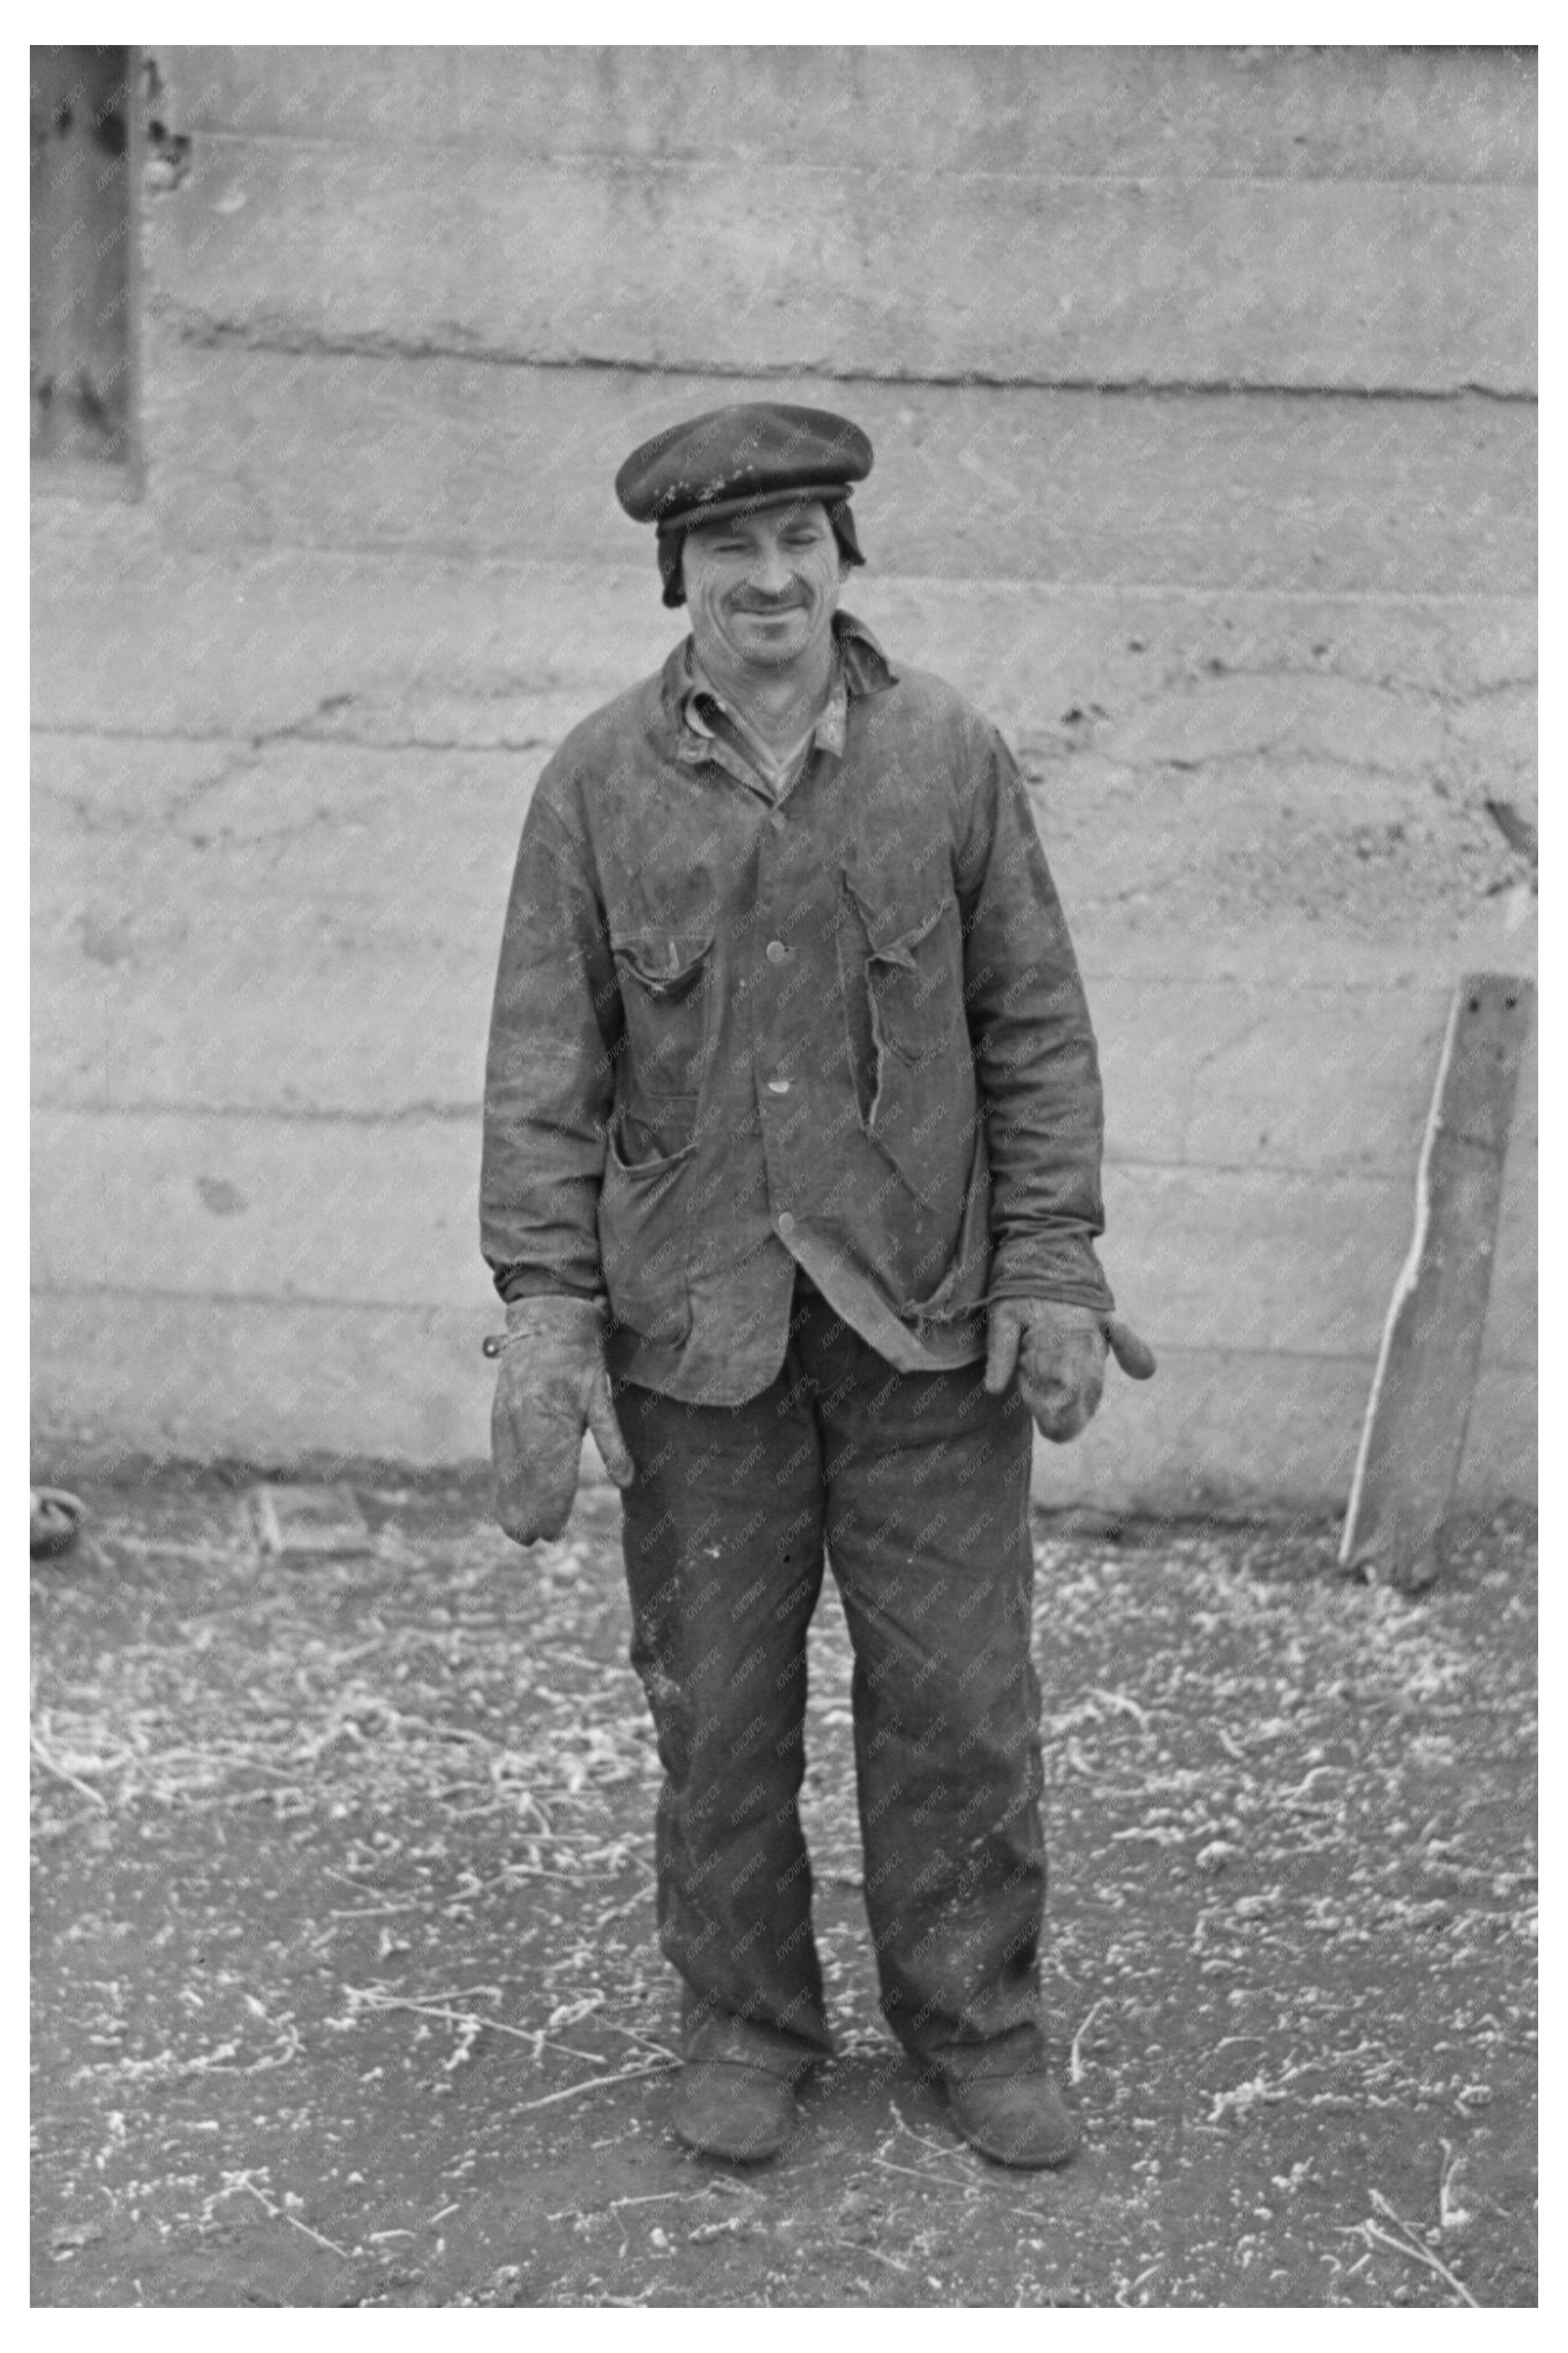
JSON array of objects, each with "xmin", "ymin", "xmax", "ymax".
[{"xmin": 597, "ymin": 1125, "xmax": 696, "ymax": 1346}]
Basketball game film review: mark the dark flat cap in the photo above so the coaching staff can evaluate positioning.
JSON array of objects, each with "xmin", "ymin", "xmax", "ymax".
[{"xmin": 615, "ymin": 402, "xmax": 873, "ymax": 533}]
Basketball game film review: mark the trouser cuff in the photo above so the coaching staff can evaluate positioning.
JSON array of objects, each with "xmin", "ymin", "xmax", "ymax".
[
  {"xmin": 926, "ymin": 2025, "xmax": 1049, "ymax": 2088},
  {"xmin": 684, "ymin": 2005, "xmax": 829, "ymax": 2081}
]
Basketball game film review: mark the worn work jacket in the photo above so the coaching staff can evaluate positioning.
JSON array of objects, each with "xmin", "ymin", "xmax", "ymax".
[{"xmin": 481, "ymin": 611, "xmax": 1114, "ymax": 1406}]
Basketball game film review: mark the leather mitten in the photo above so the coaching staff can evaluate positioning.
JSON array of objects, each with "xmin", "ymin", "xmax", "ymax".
[
  {"xmin": 984, "ymin": 1300, "xmax": 1157, "ymax": 1444},
  {"xmin": 491, "ymin": 1295, "xmax": 634, "ymax": 1544}
]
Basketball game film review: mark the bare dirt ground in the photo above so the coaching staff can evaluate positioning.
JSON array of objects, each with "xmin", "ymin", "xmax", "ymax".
[{"xmin": 31, "ymin": 1467, "xmax": 1536, "ymax": 2309}]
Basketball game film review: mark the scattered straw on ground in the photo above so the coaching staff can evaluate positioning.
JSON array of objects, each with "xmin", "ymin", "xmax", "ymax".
[{"xmin": 32, "ymin": 1483, "xmax": 1535, "ymax": 2307}]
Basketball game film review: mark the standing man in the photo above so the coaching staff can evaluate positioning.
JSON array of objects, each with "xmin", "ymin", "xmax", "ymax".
[{"xmin": 481, "ymin": 404, "xmax": 1153, "ymax": 2169}]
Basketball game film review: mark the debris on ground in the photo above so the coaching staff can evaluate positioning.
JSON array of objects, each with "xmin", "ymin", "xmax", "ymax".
[
  {"xmin": 30, "ymin": 1472, "xmax": 1536, "ymax": 2307},
  {"xmin": 30, "ymin": 1487, "xmax": 86, "ymax": 1562},
  {"xmin": 251, "ymin": 1483, "xmax": 373, "ymax": 1562}
]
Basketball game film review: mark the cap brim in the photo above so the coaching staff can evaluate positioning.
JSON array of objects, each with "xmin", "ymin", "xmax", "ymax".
[{"xmin": 658, "ymin": 482, "xmax": 855, "ymax": 536}]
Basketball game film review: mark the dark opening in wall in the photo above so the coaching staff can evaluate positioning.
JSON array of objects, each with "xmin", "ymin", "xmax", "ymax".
[{"xmin": 30, "ymin": 44, "xmax": 135, "ymax": 472}]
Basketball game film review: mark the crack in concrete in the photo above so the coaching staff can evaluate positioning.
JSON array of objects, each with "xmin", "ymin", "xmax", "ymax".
[
  {"xmin": 1029, "ymin": 742, "xmax": 1525, "ymax": 791},
  {"xmin": 101, "ymin": 691, "xmax": 371, "ymax": 823},
  {"xmin": 38, "ymin": 692, "xmax": 551, "ymax": 843}
]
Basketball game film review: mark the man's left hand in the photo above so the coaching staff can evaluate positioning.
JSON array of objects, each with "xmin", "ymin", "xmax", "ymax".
[{"xmin": 984, "ymin": 1301, "xmax": 1157, "ymax": 1443}]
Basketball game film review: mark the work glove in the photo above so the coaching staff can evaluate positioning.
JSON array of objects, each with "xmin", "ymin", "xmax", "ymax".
[
  {"xmin": 984, "ymin": 1300, "xmax": 1157, "ymax": 1444},
  {"xmin": 488, "ymin": 1295, "xmax": 635, "ymax": 1545}
]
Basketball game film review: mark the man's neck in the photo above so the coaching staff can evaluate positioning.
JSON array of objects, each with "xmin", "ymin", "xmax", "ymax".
[{"xmin": 691, "ymin": 628, "xmax": 837, "ymax": 752}]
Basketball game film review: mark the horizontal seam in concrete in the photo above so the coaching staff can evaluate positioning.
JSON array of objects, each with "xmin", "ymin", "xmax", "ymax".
[
  {"xmin": 155, "ymin": 314, "xmax": 1539, "ymax": 405},
  {"xmin": 28, "ymin": 1103, "xmax": 1453, "ymax": 1176},
  {"xmin": 31, "ymin": 1281, "xmax": 481, "ymax": 1316},
  {"xmin": 30, "ymin": 722, "xmax": 550, "ymax": 758},
  {"xmin": 175, "ymin": 128, "xmax": 1539, "ymax": 194},
  {"xmin": 33, "ymin": 1098, "xmax": 485, "ymax": 1126},
  {"xmin": 31, "ymin": 724, "xmax": 1542, "ymax": 768},
  {"xmin": 26, "ymin": 1283, "xmax": 1536, "ymax": 1372},
  {"xmin": 24, "ymin": 684, "xmax": 1530, "ymax": 738},
  {"xmin": 27, "ymin": 572, "xmax": 1541, "ymax": 611},
  {"xmin": 1108, "ymin": 1157, "xmax": 1405, "ymax": 1184}
]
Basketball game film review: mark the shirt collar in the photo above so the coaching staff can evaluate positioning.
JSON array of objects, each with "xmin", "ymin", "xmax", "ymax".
[
  {"xmin": 682, "ymin": 643, "xmax": 848, "ymax": 766},
  {"xmin": 661, "ymin": 609, "xmax": 897, "ymax": 777}
]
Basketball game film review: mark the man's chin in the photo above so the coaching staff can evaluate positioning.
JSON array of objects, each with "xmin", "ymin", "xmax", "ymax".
[{"xmin": 728, "ymin": 616, "xmax": 813, "ymax": 665}]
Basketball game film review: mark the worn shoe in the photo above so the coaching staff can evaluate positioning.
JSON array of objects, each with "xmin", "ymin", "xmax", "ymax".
[
  {"xmin": 945, "ymin": 2069, "xmax": 1081, "ymax": 2169},
  {"xmin": 671, "ymin": 2057, "xmax": 797, "ymax": 2163}
]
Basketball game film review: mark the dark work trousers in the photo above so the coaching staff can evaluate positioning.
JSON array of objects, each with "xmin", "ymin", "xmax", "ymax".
[{"xmin": 617, "ymin": 1272, "xmax": 1048, "ymax": 2088}]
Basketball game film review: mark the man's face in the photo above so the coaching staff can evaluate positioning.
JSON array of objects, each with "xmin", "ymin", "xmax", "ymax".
[{"xmin": 681, "ymin": 501, "xmax": 847, "ymax": 674}]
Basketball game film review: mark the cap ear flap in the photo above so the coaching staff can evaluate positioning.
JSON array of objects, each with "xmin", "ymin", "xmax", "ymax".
[
  {"xmin": 656, "ymin": 525, "xmax": 687, "ymax": 608},
  {"xmin": 828, "ymin": 500, "xmax": 865, "ymax": 572}
]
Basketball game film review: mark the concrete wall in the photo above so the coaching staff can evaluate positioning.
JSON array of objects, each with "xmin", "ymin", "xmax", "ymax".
[{"xmin": 32, "ymin": 45, "xmax": 1536, "ymax": 1510}]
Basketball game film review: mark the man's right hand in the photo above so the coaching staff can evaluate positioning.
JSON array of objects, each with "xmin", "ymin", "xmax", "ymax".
[{"xmin": 490, "ymin": 1295, "xmax": 635, "ymax": 1545}]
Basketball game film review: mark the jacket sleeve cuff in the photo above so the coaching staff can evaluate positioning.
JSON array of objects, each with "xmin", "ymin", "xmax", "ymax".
[
  {"xmin": 987, "ymin": 1235, "xmax": 1115, "ymax": 1316},
  {"xmin": 491, "ymin": 1264, "xmax": 606, "ymax": 1306}
]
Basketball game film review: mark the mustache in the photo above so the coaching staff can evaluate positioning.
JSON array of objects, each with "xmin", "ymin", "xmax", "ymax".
[{"xmin": 727, "ymin": 592, "xmax": 807, "ymax": 612}]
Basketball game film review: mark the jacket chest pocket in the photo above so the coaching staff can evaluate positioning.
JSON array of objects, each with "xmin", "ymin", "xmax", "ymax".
[
  {"xmin": 838, "ymin": 881, "xmax": 962, "ymax": 1073},
  {"xmin": 612, "ymin": 931, "xmax": 716, "ymax": 1099},
  {"xmin": 866, "ymin": 902, "xmax": 962, "ymax": 1064}
]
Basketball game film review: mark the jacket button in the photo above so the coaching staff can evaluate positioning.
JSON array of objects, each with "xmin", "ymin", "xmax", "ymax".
[
  {"xmin": 767, "ymin": 1078, "xmax": 790, "ymax": 1095},
  {"xmin": 766, "ymin": 940, "xmax": 788, "ymax": 963},
  {"xmin": 776, "ymin": 1211, "xmax": 795, "ymax": 1235}
]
